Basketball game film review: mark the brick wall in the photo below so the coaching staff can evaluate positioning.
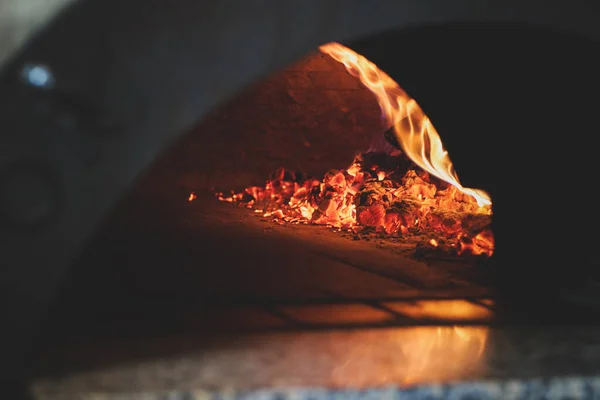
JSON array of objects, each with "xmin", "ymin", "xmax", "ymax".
[{"xmin": 133, "ymin": 51, "xmax": 383, "ymax": 198}]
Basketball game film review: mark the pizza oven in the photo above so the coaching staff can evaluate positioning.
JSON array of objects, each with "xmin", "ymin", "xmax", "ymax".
[{"xmin": 3, "ymin": 4, "xmax": 600, "ymax": 398}]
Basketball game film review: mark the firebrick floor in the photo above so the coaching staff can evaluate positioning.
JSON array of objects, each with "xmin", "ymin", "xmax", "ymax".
[{"xmin": 29, "ymin": 193, "xmax": 600, "ymax": 398}]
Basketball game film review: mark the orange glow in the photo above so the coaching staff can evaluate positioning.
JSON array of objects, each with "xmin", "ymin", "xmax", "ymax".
[
  {"xmin": 319, "ymin": 42, "xmax": 490, "ymax": 208},
  {"xmin": 188, "ymin": 192, "xmax": 197, "ymax": 202},
  {"xmin": 218, "ymin": 45, "xmax": 494, "ymax": 257},
  {"xmin": 399, "ymin": 326, "xmax": 489, "ymax": 385},
  {"xmin": 458, "ymin": 230, "xmax": 495, "ymax": 257},
  {"xmin": 384, "ymin": 299, "xmax": 493, "ymax": 322},
  {"xmin": 331, "ymin": 326, "xmax": 489, "ymax": 387}
]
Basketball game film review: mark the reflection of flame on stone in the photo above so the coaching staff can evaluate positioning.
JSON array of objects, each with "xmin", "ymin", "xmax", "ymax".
[{"xmin": 331, "ymin": 326, "xmax": 489, "ymax": 387}]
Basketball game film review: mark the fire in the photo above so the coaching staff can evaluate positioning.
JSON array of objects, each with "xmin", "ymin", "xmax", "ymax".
[
  {"xmin": 318, "ymin": 43, "xmax": 490, "ymax": 207},
  {"xmin": 458, "ymin": 230, "xmax": 495, "ymax": 256},
  {"xmin": 217, "ymin": 43, "xmax": 494, "ymax": 257},
  {"xmin": 188, "ymin": 192, "xmax": 197, "ymax": 202}
]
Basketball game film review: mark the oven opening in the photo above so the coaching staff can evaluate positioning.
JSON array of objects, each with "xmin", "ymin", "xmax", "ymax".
[
  {"xmin": 31, "ymin": 23, "xmax": 600, "ymax": 395},
  {"xmin": 214, "ymin": 42, "xmax": 494, "ymax": 259}
]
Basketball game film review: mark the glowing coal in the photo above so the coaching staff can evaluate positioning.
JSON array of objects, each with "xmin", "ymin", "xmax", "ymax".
[
  {"xmin": 216, "ymin": 151, "xmax": 493, "ymax": 257},
  {"xmin": 216, "ymin": 43, "xmax": 494, "ymax": 257}
]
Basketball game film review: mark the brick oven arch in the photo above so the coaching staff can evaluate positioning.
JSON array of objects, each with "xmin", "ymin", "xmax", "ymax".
[{"xmin": 3, "ymin": 0, "xmax": 600, "ymax": 393}]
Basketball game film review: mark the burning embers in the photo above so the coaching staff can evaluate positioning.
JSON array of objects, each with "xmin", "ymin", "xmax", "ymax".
[
  {"xmin": 216, "ymin": 43, "xmax": 494, "ymax": 257},
  {"xmin": 217, "ymin": 152, "xmax": 493, "ymax": 257}
]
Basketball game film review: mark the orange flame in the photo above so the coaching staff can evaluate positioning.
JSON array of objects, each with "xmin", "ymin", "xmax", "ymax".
[
  {"xmin": 217, "ymin": 47, "xmax": 494, "ymax": 257},
  {"xmin": 319, "ymin": 43, "xmax": 491, "ymax": 208},
  {"xmin": 188, "ymin": 192, "xmax": 197, "ymax": 202}
]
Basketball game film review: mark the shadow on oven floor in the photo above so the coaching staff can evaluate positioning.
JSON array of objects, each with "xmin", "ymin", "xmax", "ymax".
[{"xmin": 30, "ymin": 192, "xmax": 600, "ymax": 395}]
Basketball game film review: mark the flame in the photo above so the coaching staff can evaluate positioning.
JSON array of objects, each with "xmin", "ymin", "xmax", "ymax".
[
  {"xmin": 188, "ymin": 192, "xmax": 197, "ymax": 202},
  {"xmin": 318, "ymin": 42, "xmax": 490, "ymax": 208},
  {"xmin": 217, "ymin": 46, "xmax": 495, "ymax": 257}
]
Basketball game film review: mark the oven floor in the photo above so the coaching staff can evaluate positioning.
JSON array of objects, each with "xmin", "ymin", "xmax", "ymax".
[{"xmin": 30, "ymin": 192, "xmax": 600, "ymax": 397}]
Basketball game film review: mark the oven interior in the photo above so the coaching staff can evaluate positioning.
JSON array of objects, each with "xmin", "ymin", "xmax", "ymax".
[{"xmin": 29, "ymin": 23, "xmax": 600, "ymax": 396}]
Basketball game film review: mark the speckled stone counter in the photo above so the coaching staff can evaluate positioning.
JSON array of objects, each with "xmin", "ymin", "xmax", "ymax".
[{"xmin": 30, "ymin": 377, "xmax": 600, "ymax": 399}]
